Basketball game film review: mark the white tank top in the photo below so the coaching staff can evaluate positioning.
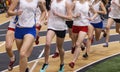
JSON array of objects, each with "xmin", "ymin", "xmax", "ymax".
[
  {"xmin": 48, "ymin": 0, "xmax": 67, "ymax": 30},
  {"xmin": 67, "ymin": 0, "xmax": 72, "ymax": 4},
  {"xmin": 8, "ymin": 9, "xmax": 18, "ymax": 28},
  {"xmin": 9, "ymin": 16, "xmax": 17, "ymax": 29},
  {"xmin": 18, "ymin": 0, "xmax": 38, "ymax": 27},
  {"xmin": 36, "ymin": 7, "xmax": 41, "ymax": 24},
  {"xmin": 73, "ymin": 1, "xmax": 90, "ymax": 26},
  {"xmin": 109, "ymin": 0, "xmax": 120, "ymax": 19},
  {"xmin": 90, "ymin": 1, "xmax": 102, "ymax": 23}
]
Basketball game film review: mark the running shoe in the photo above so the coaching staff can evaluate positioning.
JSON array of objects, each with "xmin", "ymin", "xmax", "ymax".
[
  {"xmin": 8, "ymin": 58, "xmax": 16, "ymax": 71},
  {"xmin": 102, "ymin": 30, "xmax": 107, "ymax": 37},
  {"xmin": 35, "ymin": 35, "xmax": 40, "ymax": 45},
  {"xmin": 103, "ymin": 43, "xmax": 108, "ymax": 47},
  {"xmin": 52, "ymin": 52, "xmax": 59, "ymax": 58},
  {"xmin": 40, "ymin": 63, "xmax": 48, "ymax": 72},
  {"xmin": 25, "ymin": 68, "xmax": 29, "ymax": 72},
  {"xmin": 81, "ymin": 45, "xmax": 85, "ymax": 51},
  {"xmin": 69, "ymin": 62, "xmax": 75, "ymax": 68},
  {"xmin": 71, "ymin": 47, "xmax": 75, "ymax": 54},
  {"xmin": 83, "ymin": 53, "xmax": 88, "ymax": 58},
  {"xmin": 58, "ymin": 64, "xmax": 64, "ymax": 72}
]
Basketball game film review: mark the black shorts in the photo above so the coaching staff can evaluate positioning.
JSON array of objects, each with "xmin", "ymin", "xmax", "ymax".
[
  {"xmin": 65, "ymin": 20, "xmax": 73, "ymax": 28},
  {"xmin": 48, "ymin": 29, "xmax": 66, "ymax": 38},
  {"xmin": 113, "ymin": 19, "xmax": 120, "ymax": 23}
]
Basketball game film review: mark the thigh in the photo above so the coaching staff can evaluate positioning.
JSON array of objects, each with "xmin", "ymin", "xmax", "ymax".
[
  {"xmin": 95, "ymin": 28, "xmax": 102, "ymax": 40},
  {"xmin": 106, "ymin": 18, "xmax": 114, "ymax": 28},
  {"xmin": 56, "ymin": 37, "xmax": 65, "ymax": 48},
  {"xmin": 77, "ymin": 31, "xmax": 87, "ymax": 44},
  {"xmin": 15, "ymin": 39, "xmax": 23, "ymax": 51},
  {"xmin": 72, "ymin": 33, "xmax": 78, "ymax": 42},
  {"xmin": 20, "ymin": 34, "xmax": 35, "ymax": 55},
  {"xmin": 88, "ymin": 24, "xmax": 94, "ymax": 38},
  {"xmin": 46, "ymin": 29, "xmax": 56, "ymax": 44},
  {"xmin": 116, "ymin": 23, "xmax": 120, "ymax": 32}
]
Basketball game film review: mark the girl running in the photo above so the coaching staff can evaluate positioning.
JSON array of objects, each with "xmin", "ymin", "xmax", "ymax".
[
  {"xmin": 68, "ymin": 0, "xmax": 97, "ymax": 68},
  {"xmin": 52, "ymin": 0, "xmax": 76, "ymax": 58},
  {"xmin": 83, "ymin": 0, "xmax": 107, "ymax": 58},
  {"xmin": 7, "ymin": 0, "xmax": 46, "ymax": 72},
  {"xmin": 103, "ymin": 0, "xmax": 120, "ymax": 47},
  {"xmin": 40, "ymin": 0, "xmax": 72, "ymax": 72},
  {"xmin": 6, "ymin": 15, "xmax": 18, "ymax": 71}
]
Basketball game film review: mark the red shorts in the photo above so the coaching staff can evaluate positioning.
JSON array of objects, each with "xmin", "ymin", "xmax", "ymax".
[
  {"xmin": 8, "ymin": 27, "xmax": 15, "ymax": 31},
  {"xmin": 72, "ymin": 25, "xmax": 88, "ymax": 33}
]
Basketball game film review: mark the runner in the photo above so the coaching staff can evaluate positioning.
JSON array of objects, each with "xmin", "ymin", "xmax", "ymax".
[
  {"xmin": 40, "ymin": 0, "xmax": 72, "ymax": 72},
  {"xmin": 103, "ymin": 0, "xmax": 120, "ymax": 47},
  {"xmin": 7, "ymin": 0, "xmax": 46, "ymax": 72},
  {"xmin": 68, "ymin": 0, "xmax": 97, "ymax": 68},
  {"xmin": 83, "ymin": 0, "xmax": 107, "ymax": 58}
]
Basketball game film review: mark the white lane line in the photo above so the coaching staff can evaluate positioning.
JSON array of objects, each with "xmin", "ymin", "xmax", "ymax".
[
  {"xmin": 0, "ymin": 34, "xmax": 6, "ymax": 37},
  {"xmin": 30, "ymin": 49, "xmax": 44, "ymax": 72},
  {"xmin": 0, "ymin": 41, "xmax": 5, "ymax": 47},
  {"xmin": 0, "ymin": 29, "xmax": 7, "ymax": 31},
  {"xmin": 74, "ymin": 43, "xmax": 120, "ymax": 72},
  {"xmin": 0, "ymin": 20, "xmax": 9, "ymax": 26}
]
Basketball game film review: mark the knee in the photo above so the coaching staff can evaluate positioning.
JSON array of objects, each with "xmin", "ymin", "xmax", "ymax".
[
  {"xmin": 20, "ymin": 52, "xmax": 26, "ymax": 58},
  {"xmin": 5, "ymin": 44, "xmax": 12, "ymax": 51},
  {"xmin": 45, "ymin": 42, "xmax": 51, "ymax": 48},
  {"xmin": 76, "ymin": 42, "xmax": 80, "ymax": 48},
  {"xmin": 105, "ymin": 27, "xmax": 110, "ymax": 31},
  {"xmin": 88, "ymin": 36, "xmax": 92, "ymax": 41}
]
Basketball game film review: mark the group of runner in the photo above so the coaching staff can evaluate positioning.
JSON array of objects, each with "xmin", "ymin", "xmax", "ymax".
[{"xmin": 4, "ymin": 0, "xmax": 120, "ymax": 72}]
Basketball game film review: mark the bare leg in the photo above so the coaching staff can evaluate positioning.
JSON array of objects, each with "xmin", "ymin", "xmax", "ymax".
[
  {"xmin": 103, "ymin": 18, "xmax": 114, "ymax": 47},
  {"xmin": 16, "ymin": 34, "xmax": 34, "ymax": 72}
]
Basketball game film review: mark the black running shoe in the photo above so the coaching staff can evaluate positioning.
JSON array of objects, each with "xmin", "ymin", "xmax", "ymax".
[
  {"xmin": 25, "ymin": 68, "xmax": 29, "ymax": 72},
  {"xmin": 40, "ymin": 63, "xmax": 48, "ymax": 72},
  {"xmin": 83, "ymin": 53, "xmax": 88, "ymax": 58},
  {"xmin": 58, "ymin": 64, "xmax": 64, "ymax": 72}
]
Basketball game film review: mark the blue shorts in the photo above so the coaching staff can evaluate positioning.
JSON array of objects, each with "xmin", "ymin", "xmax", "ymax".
[
  {"xmin": 15, "ymin": 26, "xmax": 36, "ymax": 39},
  {"xmin": 91, "ymin": 21, "xmax": 103, "ymax": 29}
]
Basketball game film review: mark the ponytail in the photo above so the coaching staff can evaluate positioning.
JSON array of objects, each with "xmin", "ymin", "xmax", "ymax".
[{"xmin": 46, "ymin": 0, "xmax": 51, "ymax": 11}]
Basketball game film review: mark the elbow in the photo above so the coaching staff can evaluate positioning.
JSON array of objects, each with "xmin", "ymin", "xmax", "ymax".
[
  {"xmin": 7, "ymin": 10, "xmax": 14, "ymax": 16},
  {"xmin": 104, "ymin": 11, "xmax": 107, "ymax": 15},
  {"xmin": 7, "ymin": 10, "xmax": 11, "ymax": 16}
]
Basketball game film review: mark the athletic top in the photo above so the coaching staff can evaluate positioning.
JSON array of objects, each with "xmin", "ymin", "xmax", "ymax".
[
  {"xmin": 73, "ymin": 1, "xmax": 90, "ymax": 26},
  {"xmin": 18, "ymin": 0, "xmax": 38, "ymax": 27},
  {"xmin": 36, "ymin": 7, "xmax": 41, "ymax": 25},
  {"xmin": 109, "ymin": 0, "xmax": 120, "ymax": 19},
  {"xmin": 67, "ymin": 0, "xmax": 72, "ymax": 4},
  {"xmin": 48, "ymin": 0, "xmax": 67, "ymax": 30},
  {"xmin": 8, "ymin": 16, "xmax": 18, "ymax": 29},
  {"xmin": 8, "ymin": 9, "xmax": 19, "ymax": 29},
  {"xmin": 90, "ymin": 1, "xmax": 102, "ymax": 23},
  {"xmin": 66, "ymin": 0, "xmax": 73, "ymax": 21}
]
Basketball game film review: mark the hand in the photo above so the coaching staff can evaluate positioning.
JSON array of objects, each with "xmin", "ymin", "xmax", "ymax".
[
  {"xmin": 16, "ymin": 10, "xmax": 23, "ymax": 16},
  {"xmin": 53, "ymin": 10, "xmax": 59, "ymax": 16},
  {"xmin": 44, "ymin": 20, "xmax": 48, "ymax": 25},
  {"xmin": 108, "ymin": 7, "xmax": 111, "ymax": 12},
  {"xmin": 73, "ymin": 13, "xmax": 81, "ymax": 18},
  {"xmin": 112, "ymin": 0, "xmax": 117, "ymax": 5},
  {"xmin": 76, "ymin": 13, "xmax": 81, "ymax": 17},
  {"xmin": 87, "ymin": 18, "xmax": 93, "ymax": 21},
  {"xmin": 6, "ymin": 14, "xmax": 10, "ymax": 18}
]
